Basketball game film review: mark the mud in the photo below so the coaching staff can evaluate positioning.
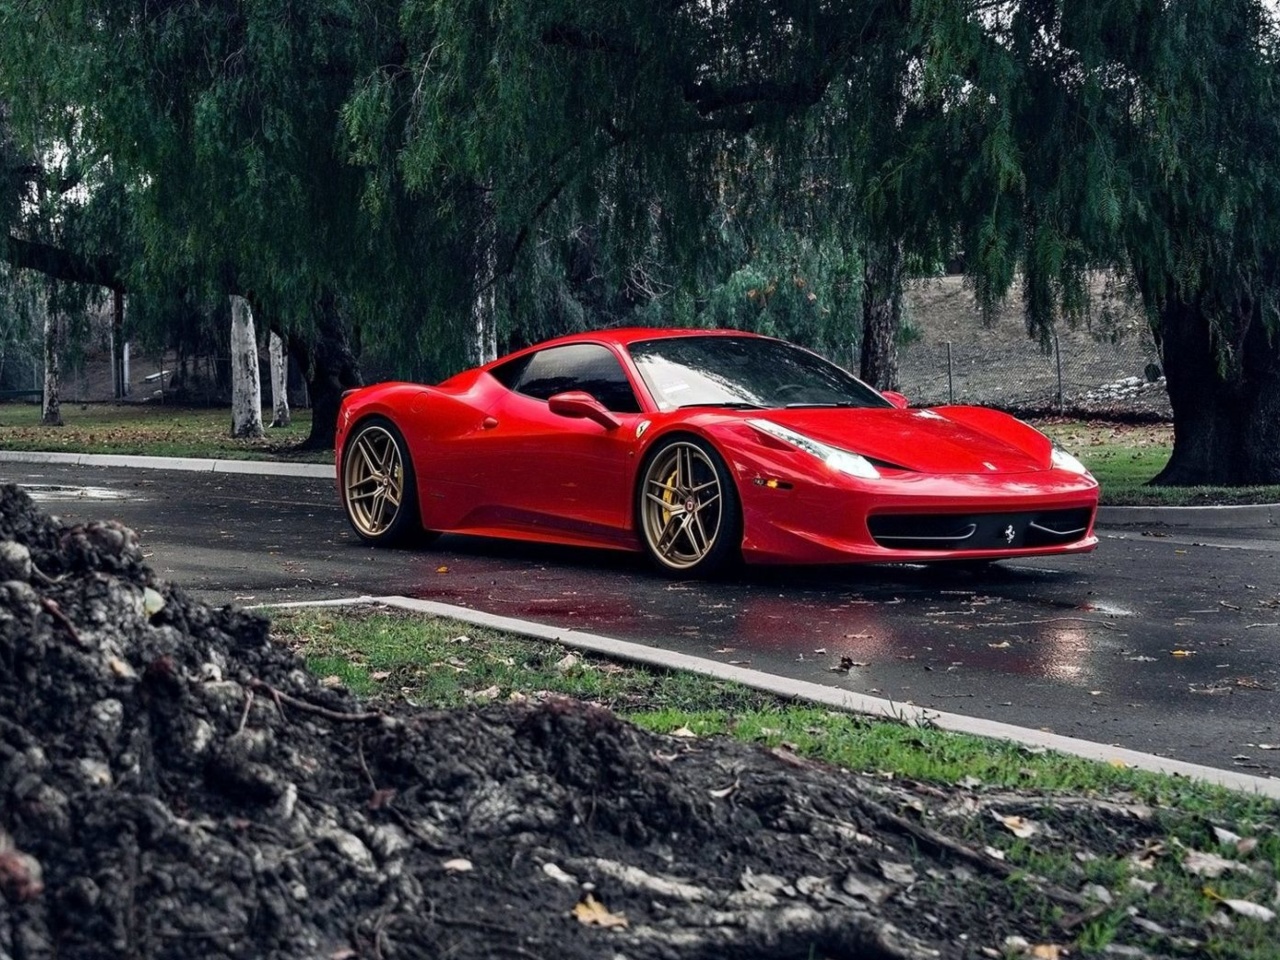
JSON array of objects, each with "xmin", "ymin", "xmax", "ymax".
[{"xmin": 1, "ymin": 484, "xmax": 1182, "ymax": 959}]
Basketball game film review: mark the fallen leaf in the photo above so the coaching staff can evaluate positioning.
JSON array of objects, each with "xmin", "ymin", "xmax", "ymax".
[
  {"xmin": 1183, "ymin": 849, "xmax": 1252, "ymax": 878},
  {"xmin": 573, "ymin": 893, "xmax": 628, "ymax": 929},
  {"xmin": 320, "ymin": 675, "xmax": 342, "ymax": 688},
  {"xmin": 143, "ymin": 587, "xmax": 166, "ymax": 615},
  {"xmin": 1170, "ymin": 649, "xmax": 1196, "ymax": 657},
  {"xmin": 878, "ymin": 860, "xmax": 917, "ymax": 885},
  {"xmin": 1029, "ymin": 946, "xmax": 1066, "ymax": 960},
  {"xmin": 541, "ymin": 863, "xmax": 577, "ymax": 885},
  {"xmin": 466, "ymin": 685, "xmax": 500, "ymax": 702},
  {"xmin": 370, "ymin": 670, "xmax": 391, "ymax": 681},
  {"xmin": 993, "ymin": 812, "xmax": 1039, "ymax": 839},
  {"xmin": 1205, "ymin": 889, "xmax": 1275, "ymax": 922},
  {"xmin": 670, "ymin": 726, "xmax": 698, "ymax": 738},
  {"xmin": 988, "ymin": 641, "xmax": 1011, "ymax": 649},
  {"xmin": 709, "ymin": 781, "xmax": 738, "ymax": 799},
  {"xmin": 1226, "ymin": 899, "xmax": 1275, "ymax": 921},
  {"xmin": 554, "ymin": 654, "xmax": 579, "ymax": 672},
  {"xmin": 1213, "ymin": 826, "xmax": 1243, "ymax": 845},
  {"xmin": 442, "ymin": 858, "xmax": 472, "ymax": 873},
  {"xmin": 436, "ymin": 565, "xmax": 448, "ymax": 573}
]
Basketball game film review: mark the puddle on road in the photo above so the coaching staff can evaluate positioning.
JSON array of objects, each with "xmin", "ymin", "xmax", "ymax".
[{"xmin": 21, "ymin": 484, "xmax": 140, "ymax": 503}]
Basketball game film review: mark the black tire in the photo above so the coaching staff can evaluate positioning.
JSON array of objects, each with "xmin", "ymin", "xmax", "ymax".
[
  {"xmin": 635, "ymin": 435, "xmax": 742, "ymax": 577},
  {"xmin": 340, "ymin": 416, "xmax": 434, "ymax": 547}
]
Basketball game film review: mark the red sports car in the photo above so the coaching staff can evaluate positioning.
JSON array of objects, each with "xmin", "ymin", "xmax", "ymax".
[{"xmin": 336, "ymin": 329, "xmax": 1099, "ymax": 575}]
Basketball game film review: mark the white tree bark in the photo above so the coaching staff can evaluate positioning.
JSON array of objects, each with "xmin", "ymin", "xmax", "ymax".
[
  {"xmin": 229, "ymin": 295, "xmax": 264, "ymax": 438},
  {"xmin": 473, "ymin": 281, "xmax": 497, "ymax": 366},
  {"xmin": 472, "ymin": 194, "xmax": 498, "ymax": 366},
  {"xmin": 268, "ymin": 331, "xmax": 290, "ymax": 427},
  {"xmin": 41, "ymin": 302, "xmax": 62, "ymax": 426}
]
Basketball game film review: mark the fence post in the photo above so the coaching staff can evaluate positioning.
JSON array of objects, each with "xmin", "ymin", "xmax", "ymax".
[{"xmin": 1050, "ymin": 323, "xmax": 1064, "ymax": 413}]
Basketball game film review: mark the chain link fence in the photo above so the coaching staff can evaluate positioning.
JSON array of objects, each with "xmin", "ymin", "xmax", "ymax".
[
  {"xmin": 3, "ymin": 274, "xmax": 1171, "ymax": 420},
  {"xmin": 898, "ymin": 276, "xmax": 1170, "ymax": 420}
]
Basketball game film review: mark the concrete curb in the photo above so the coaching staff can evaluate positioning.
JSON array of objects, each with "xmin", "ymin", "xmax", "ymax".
[
  {"xmin": 1097, "ymin": 503, "xmax": 1280, "ymax": 528},
  {"xmin": 3, "ymin": 450, "xmax": 1279, "ymax": 525},
  {"xmin": 0, "ymin": 450, "xmax": 333, "ymax": 479},
  {"xmin": 267, "ymin": 594, "xmax": 1280, "ymax": 799}
]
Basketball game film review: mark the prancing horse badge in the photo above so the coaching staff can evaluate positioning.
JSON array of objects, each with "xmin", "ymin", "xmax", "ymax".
[{"xmin": 1003, "ymin": 525, "xmax": 1016, "ymax": 544}]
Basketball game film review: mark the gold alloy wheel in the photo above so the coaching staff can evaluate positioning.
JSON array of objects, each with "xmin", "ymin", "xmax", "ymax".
[
  {"xmin": 343, "ymin": 424, "xmax": 406, "ymax": 538},
  {"xmin": 640, "ymin": 441, "xmax": 724, "ymax": 570}
]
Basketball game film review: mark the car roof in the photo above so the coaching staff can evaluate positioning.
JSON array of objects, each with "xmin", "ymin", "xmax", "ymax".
[{"xmin": 487, "ymin": 327, "xmax": 766, "ymax": 364}]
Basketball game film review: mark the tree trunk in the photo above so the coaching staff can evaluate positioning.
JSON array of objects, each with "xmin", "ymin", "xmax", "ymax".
[
  {"xmin": 112, "ymin": 289, "xmax": 128, "ymax": 399},
  {"xmin": 268, "ymin": 331, "xmax": 290, "ymax": 428},
  {"xmin": 1152, "ymin": 293, "xmax": 1280, "ymax": 485},
  {"xmin": 472, "ymin": 187, "xmax": 498, "ymax": 366},
  {"xmin": 859, "ymin": 241, "xmax": 903, "ymax": 391},
  {"xmin": 41, "ymin": 302, "xmax": 61, "ymax": 426},
  {"xmin": 289, "ymin": 290, "xmax": 362, "ymax": 450},
  {"xmin": 229, "ymin": 295, "xmax": 264, "ymax": 438}
]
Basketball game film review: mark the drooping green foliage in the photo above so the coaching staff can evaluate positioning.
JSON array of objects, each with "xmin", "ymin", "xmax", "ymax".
[{"xmin": 4, "ymin": 0, "xmax": 1280, "ymax": 478}]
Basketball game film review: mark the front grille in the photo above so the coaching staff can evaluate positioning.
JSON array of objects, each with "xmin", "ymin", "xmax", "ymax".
[{"xmin": 867, "ymin": 507, "xmax": 1093, "ymax": 551}]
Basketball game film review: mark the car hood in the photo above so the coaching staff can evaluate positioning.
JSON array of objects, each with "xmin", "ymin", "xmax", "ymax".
[{"xmin": 741, "ymin": 407, "xmax": 1049, "ymax": 475}]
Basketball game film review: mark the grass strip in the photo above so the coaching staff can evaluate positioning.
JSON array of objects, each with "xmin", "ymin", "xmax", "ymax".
[
  {"xmin": 0, "ymin": 402, "xmax": 327, "ymax": 461},
  {"xmin": 270, "ymin": 604, "xmax": 1280, "ymax": 960}
]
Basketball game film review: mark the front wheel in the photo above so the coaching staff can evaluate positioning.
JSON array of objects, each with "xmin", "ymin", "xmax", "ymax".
[
  {"xmin": 636, "ymin": 436, "xmax": 741, "ymax": 577},
  {"xmin": 341, "ymin": 416, "xmax": 430, "ymax": 547}
]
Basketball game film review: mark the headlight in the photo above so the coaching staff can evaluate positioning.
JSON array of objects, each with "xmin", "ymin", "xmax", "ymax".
[
  {"xmin": 1051, "ymin": 447, "xmax": 1090, "ymax": 476},
  {"xmin": 749, "ymin": 419, "xmax": 880, "ymax": 479}
]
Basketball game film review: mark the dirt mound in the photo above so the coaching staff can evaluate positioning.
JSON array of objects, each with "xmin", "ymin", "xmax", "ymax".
[{"xmin": 2, "ymin": 485, "xmax": 1162, "ymax": 959}]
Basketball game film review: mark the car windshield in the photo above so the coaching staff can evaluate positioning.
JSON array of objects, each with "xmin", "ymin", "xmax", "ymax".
[{"xmin": 627, "ymin": 335, "xmax": 891, "ymax": 412}]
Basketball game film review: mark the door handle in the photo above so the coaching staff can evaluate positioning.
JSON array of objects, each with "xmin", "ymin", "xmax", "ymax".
[{"xmin": 482, "ymin": 416, "xmax": 499, "ymax": 429}]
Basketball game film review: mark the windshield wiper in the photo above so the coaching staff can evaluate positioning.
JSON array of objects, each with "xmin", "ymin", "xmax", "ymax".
[
  {"xmin": 783, "ymin": 401, "xmax": 860, "ymax": 408},
  {"xmin": 677, "ymin": 401, "xmax": 766, "ymax": 410}
]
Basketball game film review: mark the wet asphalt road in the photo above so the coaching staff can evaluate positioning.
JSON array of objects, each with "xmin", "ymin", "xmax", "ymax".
[{"xmin": 6, "ymin": 462, "xmax": 1280, "ymax": 777}]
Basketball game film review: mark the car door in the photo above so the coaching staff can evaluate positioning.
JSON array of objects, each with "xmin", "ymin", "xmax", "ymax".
[{"xmin": 461, "ymin": 343, "xmax": 645, "ymax": 546}]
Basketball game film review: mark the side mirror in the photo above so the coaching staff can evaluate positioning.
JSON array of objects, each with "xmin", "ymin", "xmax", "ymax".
[
  {"xmin": 548, "ymin": 391, "xmax": 621, "ymax": 430},
  {"xmin": 881, "ymin": 390, "xmax": 909, "ymax": 409}
]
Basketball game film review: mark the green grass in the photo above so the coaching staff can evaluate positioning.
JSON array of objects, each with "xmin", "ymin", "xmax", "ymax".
[
  {"xmin": 271, "ymin": 605, "xmax": 1280, "ymax": 960},
  {"xmin": 272, "ymin": 605, "xmax": 1277, "ymax": 808},
  {"xmin": 0, "ymin": 401, "xmax": 328, "ymax": 461},
  {"xmin": 1035, "ymin": 418, "xmax": 1280, "ymax": 506}
]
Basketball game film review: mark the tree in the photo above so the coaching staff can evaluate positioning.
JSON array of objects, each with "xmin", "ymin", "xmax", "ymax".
[
  {"xmin": 268, "ymin": 331, "xmax": 290, "ymax": 428},
  {"xmin": 349, "ymin": 0, "xmax": 1280, "ymax": 484},
  {"xmin": 906, "ymin": 0, "xmax": 1280, "ymax": 483},
  {"xmin": 229, "ymin": 296, "xmax": 263, "ymax": 439},
  {"xmin": 0, "ymin": 1, "xmax": 465, "ymax": 449}
]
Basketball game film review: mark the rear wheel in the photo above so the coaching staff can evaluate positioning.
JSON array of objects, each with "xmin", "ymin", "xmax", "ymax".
[
  {"xmin": 341, "ymin": 416, "xmax": 432, "ymax": 547},
  {"xmin": 636, "ymin": 436, "xmax": 741, "ymax": 577}
]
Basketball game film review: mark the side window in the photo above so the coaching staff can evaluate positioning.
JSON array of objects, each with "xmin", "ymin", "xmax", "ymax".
[{"xmin": 510, "ymin": 344, "xmax": 641, "ymax": 413}]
